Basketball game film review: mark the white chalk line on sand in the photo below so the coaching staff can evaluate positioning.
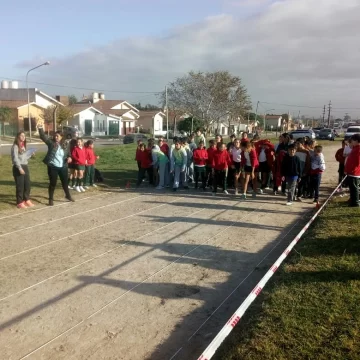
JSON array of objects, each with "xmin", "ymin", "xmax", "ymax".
[
  {"xmin": 19, "ymin": 198, "xmax": 257, "ymax": 360},
  {"xmin": 0, "ymin": 206, "xmax": 208, "ymax": 302},
  {"xmin": 169, "ymin": 214, "xmax": 306, "ymax": 359},
  {"xmin": 0, "ymin": 197, "xmax": 184, "ymax": 262},
  {"xmin": 0, "ymin": 193, "xmax": 147, "ymax": 239},
  {"xmin": 0, "ymin": 191, "xmax": 112, "ymax": 221}
]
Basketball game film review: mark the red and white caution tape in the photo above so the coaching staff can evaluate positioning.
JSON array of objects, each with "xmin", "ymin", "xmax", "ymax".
[{"xmin": 197, "ymin": 179, "xmax": 345, "ymax": 360}]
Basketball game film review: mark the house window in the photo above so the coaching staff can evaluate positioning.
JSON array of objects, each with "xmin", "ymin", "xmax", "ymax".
[{"xmin": 221, "ymin": 126, "xmax": 226, "ymax": 135}]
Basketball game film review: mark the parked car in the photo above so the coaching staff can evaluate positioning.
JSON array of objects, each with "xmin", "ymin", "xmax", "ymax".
[
  {"xmin": 318, "ymin": 128, "xmax": 335, "ymax": 140},
  {"xmin": 344, "ymin": 126, "xmax": 360, "ymax": 140},
  {"xmin": 61, "ymin": 126, "xmax": 82, "ymax": 139},
  {"xmin": 289, "ymin": 129, "xmax": 316, "ymax": 140},
  {"xmin": 123, "ymin": 133, "xmax": 148, "ymax": 144},
  {"xmin": 314, "ymin": 129, "xmax": 321, "ymax": 139}
]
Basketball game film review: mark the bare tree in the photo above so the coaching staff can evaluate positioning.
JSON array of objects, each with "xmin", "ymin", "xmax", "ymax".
[{"xmin": 160, "ymin": 71, "xmax": 251, "ymax": 135}]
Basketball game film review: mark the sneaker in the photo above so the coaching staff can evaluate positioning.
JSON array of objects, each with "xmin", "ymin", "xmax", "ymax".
[
  {"xmin": 17, "ymin": 202, "xmax": 26, "ymax": 209},
  {"xmin": 84, "ymin": 186, "xmax": 89, "ymax": 189},
  {"xmin": 75, "ymin": 186, "xmax": 81, "ymax": 193},
  {"xmin": 223, "ymin": 190, "xmax": 229, "ymax": 195},
  {"xmin": 235, "ymin": 189, "xmax": 239, "ymax": 195},
  {"xmin": 48, "ymin": 199, "xmax": 54, "ymax": 206},
  {"xmin": 156, "ymin": 185, "xmax": 164, "ymax": 190},
  {"xmin": 92, "ymin": 184, "xmax": 98, "ymax": 188},
  {"xmin": 313, "ymin": 199, "xmax": 318, "ymax": 203},
  {"xmin": 273, "ymin": 191, "xmax": 278, "ymax": 195},
  {"xmin": 258, "ymin": 189, "xmax": 263, "ymax": 194},
  {"xmin": 241, "ymin": 193, "xmax": 247, "ymax": 199},
  {"xmin": 265, "ymin": 187, "xmax": 271, "ymax": 190},
  {"xmin": 286, "ymin": 201, "xmax": 292, "ymax": 206},
  {"xmin": 296, "ymin": 197, "xmax": 302, "ymax": 202},
  {"xmin": 65, "ymin": 195, "xmax": 75, "ymax": 202},
  {"xmin": 80, "ymin": 186, "xmax": 86, "ymax": 192},
  {"xmin": 68, "ymin": 185, "xmax": 72, "ymax": 189},
  {"xmin": 252, "ymin": 192, "xmax": 257, "ymax": 198},
  {"xmin": 25, "ymin": 200, "xmax": 35, "ymax": 207}
]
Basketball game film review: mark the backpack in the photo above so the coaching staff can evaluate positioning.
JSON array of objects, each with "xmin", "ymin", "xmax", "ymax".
[{"xmin": 94, "ymin": 168, "xmax": 104, "ymax": 183}]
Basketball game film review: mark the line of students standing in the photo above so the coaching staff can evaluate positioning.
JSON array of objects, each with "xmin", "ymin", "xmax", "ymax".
[{"xmin": 135, "ymin": 129, "xmax": 334, "ymax": 206}]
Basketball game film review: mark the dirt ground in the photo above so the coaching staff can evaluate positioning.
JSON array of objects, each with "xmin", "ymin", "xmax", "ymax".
[{"xmin": 0, "ymin": 144, "xmax": 340, "ymax": 360}]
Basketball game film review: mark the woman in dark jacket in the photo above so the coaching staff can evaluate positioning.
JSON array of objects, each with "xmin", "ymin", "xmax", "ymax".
[{"xmin": 38, "ymin": 126, "xmax": 74, "ymax": 206}]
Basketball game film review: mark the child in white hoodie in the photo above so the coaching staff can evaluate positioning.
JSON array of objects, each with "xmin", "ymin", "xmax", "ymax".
[{"xmin": 310, "ymin": 145, "xmax": 326, "ymax": 203}]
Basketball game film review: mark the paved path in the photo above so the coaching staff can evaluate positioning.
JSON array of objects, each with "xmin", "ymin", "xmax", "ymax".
[{"xmin": 0, "ymin": 145, "xmax": 338, "ymax": 360}]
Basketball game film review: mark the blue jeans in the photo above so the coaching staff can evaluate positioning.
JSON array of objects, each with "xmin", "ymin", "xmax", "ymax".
[
  {"xmin": 158, "ymin": 162, "xmax": 169, "ymax": 187},
  {"xmin": 310, "ymin": 173, "xmax": 322, "ymax": 200},
  {"xmin": 173, "ymin": 166, "xmax": 185, "ymax": 189}
]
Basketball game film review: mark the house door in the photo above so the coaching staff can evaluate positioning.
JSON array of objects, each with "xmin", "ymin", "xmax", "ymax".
[
  {"xmin": 84, "ymin": 120, "xmax": 92, "ymax": 136},
  {"xmin": 108, "ymin": 121, "xmax": 119, "ymax": 136}
]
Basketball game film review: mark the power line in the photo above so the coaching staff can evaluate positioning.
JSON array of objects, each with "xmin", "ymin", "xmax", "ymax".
[{"xmin": 0, "ymin": 75, "xmax": 162, "ymax": 94}]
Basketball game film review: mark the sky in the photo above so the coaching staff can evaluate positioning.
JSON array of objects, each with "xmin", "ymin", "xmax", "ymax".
[{"xmin": 2, "ymin": 0, "xmax": 360, "ymax": 118}]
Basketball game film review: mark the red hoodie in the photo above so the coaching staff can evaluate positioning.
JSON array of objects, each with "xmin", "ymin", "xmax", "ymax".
[
  {"xmin": 212, "ymin": 150, "xmax": 232, "ymax": 170},
  {"xmin": 241, "ymin": 148, "xmax": 259, "ymax": 168},
  {"xmin": 71, "ymin": 146, "xmax": 86, "ymax": 165},
  {"xmin": 335, "ymin": 148, "xmax": 346, "ymax": 164},
  {"xmin": 85, "ymin": 147, "xmax": 97, "ymax": 165},
  {"xmin": 160, "ymin": 143, "xmax": 170, "ymax": 157},
  {"xmin": 345, "ymin": 144, "xmax": 360, "ymax": 176},
  {"xmin": 135, "ymin": 148, "xmax": 142, "ymax": 162},
  {"xmin": 207, "ymin": 147, "xmax": 216, "ymax": 167},
  {"xmin": 138, "ymin": 149, "xmax": 152, "ymax": 168},
  {"xmin": 193, "ymin": 148, "xmax": 208, "ymax": 166}
]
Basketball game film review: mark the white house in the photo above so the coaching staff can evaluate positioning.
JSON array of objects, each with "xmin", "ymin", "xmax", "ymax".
[
  {"xmin": 137, "ymin": 111, "xmax": 166, "ymax": 136},
  {"xmin": 68, "ymin": 94, "xmax": 140, "ymax": 136}
]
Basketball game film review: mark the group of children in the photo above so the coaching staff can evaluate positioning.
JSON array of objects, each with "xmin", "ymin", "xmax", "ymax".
[
  {"xmin": 68, "ymin": 138, "xmax": 100, "ymax": 192},
  {"xmin": 134, "ymin": 128, "xmax": 359, "ymax": 207}
]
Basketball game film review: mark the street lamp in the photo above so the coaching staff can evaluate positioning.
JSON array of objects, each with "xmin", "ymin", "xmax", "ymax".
[
  {"xmin": 26, "ymin": 61, "xmax": 50, "ymax": 142},
  {"xmin": 264, "ymin": 108, "xmax": 275, "ymax": 135}
]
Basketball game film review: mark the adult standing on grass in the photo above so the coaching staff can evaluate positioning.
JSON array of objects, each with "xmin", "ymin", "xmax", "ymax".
[
  {"xmin": 38, "ymin": 126, "xmax": 74, "ymax": 206},
  {"xmin": 345, "ymin": 134, "xmax": 360, "ymax": 207},
  {"xmin": 11, "ymin": 132, "xmax": 35, "ymax": 209}
]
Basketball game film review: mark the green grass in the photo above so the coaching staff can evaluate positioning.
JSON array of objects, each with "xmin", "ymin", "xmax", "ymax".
[
  {"xmin": 216, "ymin": 197, "xmax": 360, "ymax": 360},
  {"xmin": 0, "ymin": 143, "xmax": 138, "ymax": 211}
]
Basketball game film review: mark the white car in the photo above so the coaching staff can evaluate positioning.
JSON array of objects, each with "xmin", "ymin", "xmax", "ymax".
[
  {"xmin": 290, "ymin": 129, "xmax": 316, "ymax": 140},
  {"xmin": 344, "ymin": 126, "xmax": 360, "ymax": 140}
]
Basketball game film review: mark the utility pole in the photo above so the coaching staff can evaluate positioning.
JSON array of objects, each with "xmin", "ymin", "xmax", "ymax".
[
  {"xmin": 254, "ymin": 101, "xmax": 259, "ymax": 132},
  {"xmin": 165, "ymin": 85, "xmax": 169, "ymax": 141},
  {"xmin": 327, "ymin": 100, "xmax": 332, "ymax": 128},
  {"xmin": 322, "ymin": 105, "xmax": 326, "ymax": 125}
]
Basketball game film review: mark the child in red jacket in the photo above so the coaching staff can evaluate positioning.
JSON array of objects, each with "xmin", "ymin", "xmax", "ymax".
[
  {"xmin": 71, "ymin": 138, "xmax": 86, "ymax": 192},
  {"xmin": 136, "ymin": 144, "xmax": 153, "ymax": 187},
  {"xmin": 241, "ymin": 140, "xmax": 259, "ymax": 199},
  {"xmin": 206, "ymin": 140, "xmax": 216, "ymax": 188},
  {"xmin": 212, "ymin": 142, "xmax": 232, "ymax": 195},
  {"xmin": 193, "ymin": 140, "xmax": 208, "ymax": 190},
  {"xmin": 84, "ymin": 140, "xmax": 100, "ymax": 188},
  {"xmin": 345, "ymin": 134, "xmax": 360, "ymax": 207},
  {"xmin": 335, "ymin": 140, "xmax": 347, "ymax": 190}
]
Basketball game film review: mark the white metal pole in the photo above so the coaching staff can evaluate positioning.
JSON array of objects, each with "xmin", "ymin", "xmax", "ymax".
[
  {"xmin": 165, "ymin": 85, "xmax": 169, "ymax": 141},
  {"xmin": 26, "ymin": 62, "xmax": 50, "ymax": 142}
]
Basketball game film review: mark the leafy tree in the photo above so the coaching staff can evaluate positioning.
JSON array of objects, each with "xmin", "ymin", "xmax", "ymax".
[
  {"xmin": 40, "ymin": 105, "xmax": 75, "ymax": 127},
  {"xmin": 177, "ymin": 117, "xmax": 205, "ymax": 134},
  {"xmin": 0, "ymin": 106, "xmax": 13, "ymax": 124},
  {"xmin": 68, "ymin": 94, "xmax": 78, "ymax": 105},
  {"xmin": 132, "ymin": 102, "xmax": 160, "ymax": 111}
]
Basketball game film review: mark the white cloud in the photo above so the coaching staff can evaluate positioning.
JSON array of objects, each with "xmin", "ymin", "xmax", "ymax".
[{"xmin": 17, "ymin": 0, "xmax": 360, "ymax": 116}]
